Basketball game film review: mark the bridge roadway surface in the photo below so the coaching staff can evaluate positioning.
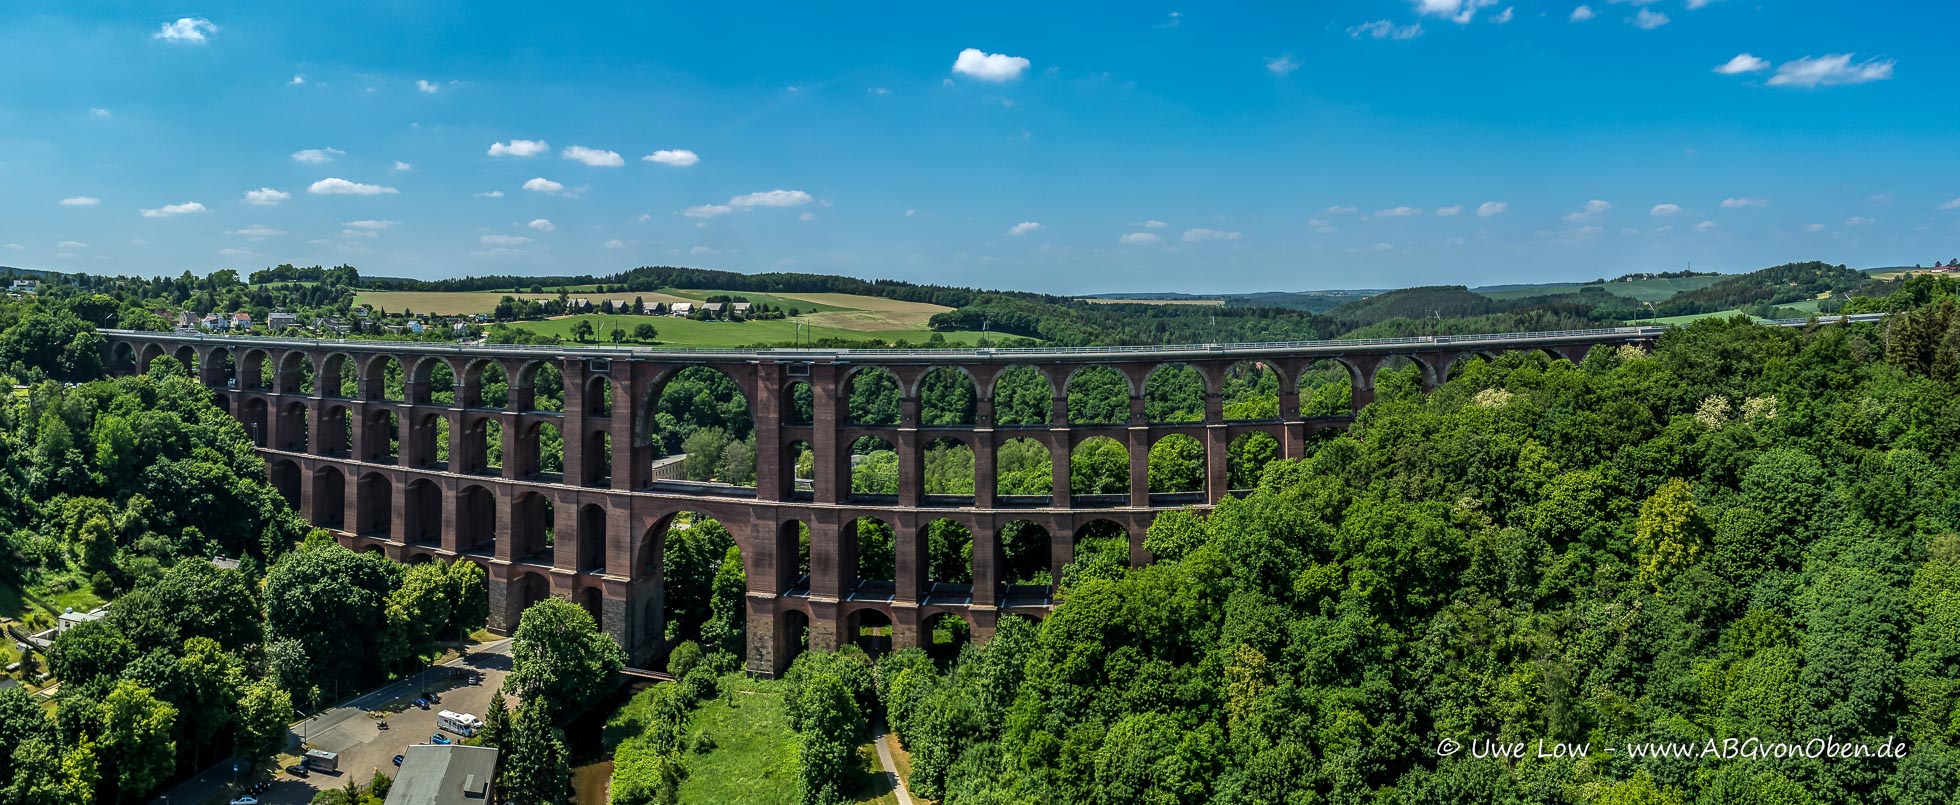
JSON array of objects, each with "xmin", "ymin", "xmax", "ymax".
[{"xmin": 101, "ymin": 314, "xmax": 1875, "ymax": 677}]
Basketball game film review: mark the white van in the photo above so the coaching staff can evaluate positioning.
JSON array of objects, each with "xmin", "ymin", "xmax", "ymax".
[{"xmin": 437, "ymin": 710, "xmax": 483, "ymax": 737}]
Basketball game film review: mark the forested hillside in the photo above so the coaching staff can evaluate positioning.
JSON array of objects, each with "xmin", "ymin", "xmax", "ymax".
[{"xmin": 1650, "ymin": 261, "xmax": 1871, "ymax": 318}]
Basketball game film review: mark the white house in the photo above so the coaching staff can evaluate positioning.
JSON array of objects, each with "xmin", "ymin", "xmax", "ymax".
[
  {"xmin": 670, "ymin": 302, "xmax": 694, "ymax": 317},
  {"xmin": 731, "ymin": 302, "xmax": 753, "ymax": 316},
  {"xmin": 230, "ymin": 312, "xmax": 253, "ymax": 331}
]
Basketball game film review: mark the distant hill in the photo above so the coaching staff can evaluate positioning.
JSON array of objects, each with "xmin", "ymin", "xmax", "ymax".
[
  {"xmin": 1650, "ymin": 261, "xmax": 1874, "ymax": 318},
  {"xmin": 1323, "ymin": 286, "xmax": 1501, "ymax": 326}
]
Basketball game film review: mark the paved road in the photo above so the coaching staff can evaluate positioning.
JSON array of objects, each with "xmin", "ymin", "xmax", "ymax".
[
  {"xmin": 872, "ymin": 724, "xmax": 915, "ymax": 805},
  {"xmin": 151, "ymin": 640, "xmax": 511, "ymax": 805}
]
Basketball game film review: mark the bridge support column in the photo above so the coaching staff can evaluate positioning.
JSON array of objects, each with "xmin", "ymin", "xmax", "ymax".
[
  {"xmin": 745, "ymin": 595, "xmax": 791, "ymax": 677},
  {"xmin": 972, "ymin": 523, "xmax": 999, "ymax": 608},
  {"xmin": 892, "ymin": 604, "xmax": 922, "ymax": 652},
  {"xmin": 807, "ymin": 598, "xmax": 843, "ymax": 654},
  {"xmin": 1127, "ymin": 428, "xmax": 1150, "ymax": 506},
  {"xmin": 810, "ymin": 365, "xmax": 843, "ymax": 504},
  {"xmin": 753, "ymin": 367, "xmax": 785, "ymax": 502},
  {"xmin": 1048, "ymin": 437, "xmax": 1070, "ymax": 507},
  {"xmin": 485, "ymin": 563, "xmax": 513, "ymax": 634},
  {"xmin": 894, "ymin": 518, "xmax": 925, "ymax": 604},
  {"xmin": 973, "ymin": 432, "xmax": 997, "ymax": 508},
  {"xmin": 1205, "ymin": 425, "xmax": 1230, "ymax": 501}
]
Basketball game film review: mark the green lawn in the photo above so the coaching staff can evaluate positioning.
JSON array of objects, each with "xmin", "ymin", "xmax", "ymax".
[
  {"xmin": 1477, "ymin": 274, "xmax": 1728, "ymax": 303},
  {"xmin": 512, "ymin": 313, "xmax": 991, "ymax": 349},
  {"xmin": 651, "ymin": 675, "xmax": 897, "ymax": 805}
]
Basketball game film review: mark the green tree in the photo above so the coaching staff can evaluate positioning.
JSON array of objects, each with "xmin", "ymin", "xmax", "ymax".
[
  {"xmin": 95, "ymin": 680, "xmax": 176, "ymax": 802},
  {"xmin": 499, "ymin": 698, "xmax": 572, "ymax": 805},
  {"xmin": 571, "ymin": 319, "xmax": 595, "ymax": 342},
  {"xmin": 633, "ymin": 322, "xmax": 658, "ymax": 341},
  {"xmin": 264, "ymin": 541, "xmax": 399, "ymax": 690},
  {"xmin": 1633, "ymin": 478, "xmax": 1710, "ymax": 589},
  {"xmin": 701, "ymin": 545, "xmax": 748, "ymax": 659},
  {"xmin": 235, "ymin": 679, "xmax": 294, "ymax": 769},
  {"xmin": 48, "ymin": 620, "xmax": 134, "ymax": 687},
  {"xmin": 794, "ymin": 671, "xmax": 866, "ymax": 805},
  {"xmin": 479, "ymin": 689, "xmax": 512, "ymax": 749},
  {"xmin": 504, "ymin": 597, "xmax": 626, "ymax": 715}
]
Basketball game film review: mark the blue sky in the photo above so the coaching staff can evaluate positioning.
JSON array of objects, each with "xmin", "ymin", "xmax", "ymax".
[{"xmin": 2, "ymin": 1, "xmax": 1956, "ymax": 294}]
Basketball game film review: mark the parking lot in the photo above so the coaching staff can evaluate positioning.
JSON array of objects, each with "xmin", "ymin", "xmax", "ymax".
[{"xmin": 167, "ymin": 639, "xmax": 512, "ymax": 805}]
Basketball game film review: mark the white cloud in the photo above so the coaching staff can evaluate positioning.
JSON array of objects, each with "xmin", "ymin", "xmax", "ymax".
[
  {"xmin": 684, "ymin": 204, "xmax": 734, "ymax": 218},
  {"xmin": 689, "ymin": 246, "xmax": 718, "ymax": 256},
  {"xmin": 799, "ymin": 212, "xmax": 816, "ymax": 221},
  {"xmin": 2, "ymin": 244, "xmax": 21, "ymax": 251},
  {"xmin": 522, "ymin": 177, "xmax": 565, "ymax": 194},
  {"xmin": 1119, "ymin": 232, "xmax": 1164, "ymax": 245},
  {"xmin": 1348, "ymin": 20, "xmax": 1423, "ymax": 40},
  {"xmin": 1415, "ymin": 0, "xmax": 1499, "ymax": 24},
  {"xmin": 59, "ymin": 196, "xmax": 100, "ymax": 207},
  {"xmin": 1870, "ymin": 193, "xmax": 1895, "ymax": 203},
  {"xmin": 1570, "ymin": 5, "xmax": 1596, "ymax": 21},
  {"xmin": 952, "ymin": 48, "xmax": 1031, "ymax": 82},
  {"xmin": 528, "ymin": 218, "xmax": 556, "ymax": 232},
  {"xmin": 416, "ymin": 79, "xmax": 440, "ymax": 94},
  {"xmin": 244, "ymin": 187, "xmax": 290, "ymax": 206},
  {"xmin": 1805, "ymin": 223, "xmax": 1827, "ymax": 232},
  {"xmin": 140, "ymin": 201, "xmax": 207, "ymax": 218},
  {"xmin": 342, "ymin": 220, "xmax": 397, "ymax": 230},
  {"xmin": 1632, "ymin": 9, "xmax": 1669, "ymax": 29},
  {"xmin": 1715, "ymin": 53, "xmax": 1771, "ymax": 75},
  {"xmin": 1182, "ymin": 228, "xmax": 1240, "ymax": 242},
  {"xmin": 1939, "ymin": 198, "xmax": 1960, "ymax": 211},
  {"xmin": 153, "ymin": 17, "xmax": 217, "ymax": 44},
  {"xmin": 58, "ymin": 241, "xmax": 87, "ymax": 249},
  {"xmin": 308, "ymin": 178, "xmax": 399, "ymax": 195},
  {"xmin": 1436, "ymin": 205, "xmax": 1464, "ymax": 217},
  {"xmin": 1477, "ymin": 201, "xmax": 1508, "ymax": 217},
  {"xmin": 291, "ymin": 147, "xmax": 345, "ymax": 164},
  {"xmin": 1348, "ymin": 242, "xmax": 1396, "ymax": 254},
  {"xmin": 218, "ymin": 247, "xmax": 255, "ymax": 257},
  {"xmin": 1007, "ymin": 221, "xmax": 1043, "ymax": 236},
  {"xmin": 1566, "ymin": 199, "xmax": 1612, "ymax": 221},
  {"xmin": 390, "ymin": 161, "xmax": 413, "ymax": 172},
  {"xmin": 603, "ymin": 239, "xmax": 625, "ymax": 249},
  {"xmin": 475, "ymin": 191, "xmax": 505, "ymax": 198},
  {"xmin": 1844, "ymin": 216, "xmax": 1875, "ymax": 226},
  {"xmin": 481, "ymin": 234, "xmax": 532, "ymax": 245},
  {"xmin": 89, "ymin": 108, "xmax": 112, "ymax": 119},
  {"xmin": 1694, "ymin": 220, "xmax": 1717, "ymax": 232},
  {"xmin": 562, "ymin": 145, "xmax": 625, "ymax": 167},
  {"xmin": 1375, "ymin": 206, "xmax": 1424, "ymax": 217},
  {"xmin": 1491, "ymin": 7, "xmax": 1514, "ymax": 23},
  {"xmin": 729, "ymin": 189, "xmax": 813, "ymax": 208},
  {"xmin": 1722, "ymin": 197, "xmax": 1770, "ymax": 208},
  {"xmin": 288, "ymin": 75, "xmax": 305, "ymax": 86},
  {"xmin": 1141, "ymin": 219, "xmax": 1169, "ymax": 228},
  {"xmin": 643, "ymin": 149, "xmax": 700, "ymax": 167},
  {"xmin": 1686, "ymin": 0, "xmax": 1717, "ymax": 7},
  {"xmin": 1651, "ymin": 203, "xmax": 1682, "ymax": 217},
  {"xmin": 869, "ymin": 87, "xmax": 891, "ymax": 95},
  {"xmin": 1309, "ymin": 218, "xmax": 1337, "ymax": 233},
  {"xmin": 487, "ymin": 139, "xmax": 550, "ymax": 157},
  {"xmin": 227, "ymin": 224, "xmax": 285, "ymax": 238},
  {"xmin": 1265, "ymin": 55, "xmax": 1301, "ymax": 75},
  {"xmin": 1327, "ymin": 206, "xmax": 1359, "ymax": 215},
  {"xmin": 1766, "ymin": 54, "xmax": 1895, "ymax": 88}
]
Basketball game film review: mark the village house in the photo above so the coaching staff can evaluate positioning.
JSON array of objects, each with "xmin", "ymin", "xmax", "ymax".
[
  {"xmin": 267, "ymin": 310, "xmax": 297, "ymax": 330},
  {"xmin": 700, "ymin": 302, "xmax": 726, "ymax": 318},
  {"xmin": 731, "ymin": 301, "xmax": 753, "ymax": 316},
  {"xmin": 670, "ymin": 302, "xmax": 694, "ymax": 317},
  {"xmin": 230, "ymin": 312, "xmax": 253, "ymax": 331}
]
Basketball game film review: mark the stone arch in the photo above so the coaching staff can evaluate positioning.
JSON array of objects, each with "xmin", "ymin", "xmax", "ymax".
[
  {"xmin": 1146, "ymin": 433, "xmax": 1205, "ymax": 494},
  {"xmin": 364, "ymin": 408, "xmax": 400, "ymax": 463},
  {"xmin": 361, "ymin": 354, "xmax": 406, "ymax": 401},
  {"xmin": 512, "ymin": 491, "xmax": 555, "ymax": 561},
  {"xmin": 847, "ymin": 516, "xmax": 897, "ymax": 587},
  {"xmin": 322, "ymin": 404, "xmax": 352, "ymax": 455},
  {"xmin": 457, "ymin": 484, "xmax": 497, "ymax": 554},
  {"xmin": 996, "ymin": 437, "xmax": 1053, "ymax": 498},
  {"xmin": 1070, "ymin": 435, "xmax": 1129, "ymax": 497},
  {"xmin": 404, "ymin": 478, "xmax": 442, "ymax": 545},
  {"xmin": 1228, "ymin": 431, "xmax": 1281, "ymax": 490},
  {"xmin": 923, "ymin": 518, "xmax": 974, "ymax": 586},
  {"xmin": 584, "ymin": 374, "xmax": 614, "ymax": 416},
  {"xmin": 464, "ymin": 358, "xmax": 509, "ymax": 409},
  {"xmin": 780, "ymin": 608, "xmax": 811, "ymax": 665},
  {"xmin": 136, "ymin": 342, "xmax": 165, "ymax": 374},
  {"xmin": 1373, "ymin": 355, "xmax": 1427, "ymax": 402},
  {"xmin": 405, "ymin": 411, "xmax": 442, "ymax": 467},
  {"xmin": 522, "ymin": 420, "xmax": 563, "ymax": 478},
  {"xmin": 509, "ymin": 571, "xmax": 553, "ymax": 630},
  {"xmin": 1074, "ymin": 519, "xmax": 1131, "ymax": 572},
  {"xmin": 320, "ymin": 352, "xmax": 357, "ymax": 398},
  {"xmin": 277, "ymin": 351, "xmax": 312, "ymax": 394},
  {"xmin": 992, "ymin": 365, "xmax": 1053, "ymax": 426},
  {"xmin": 521, "ymin": 360, "xmax": 564, "ymax": 412},
  {"xmin": 640, "ymin": 365, "xmax": 754, "ymax": 472},
  {"xmin": 845, "ymin": 606, "xmax": 893, "ymax": 657},
  {"xmin": 267, "ymin": 458, "xmax": 301, "ymax": 509},
  {"xmin": 1223, "ymin": 360, "xmax": 1281, "ymax": 421},
  {"xmin": 578, "ymin": 586, "xmax": 604, "ymax": 626},
  {"xmin": 921, "ymin": 611, "xmax": 972, "ymax": 665},
  {"xmin": 784, "ymin": 381, "xmax": 814, "ymax": 425},
  {"xmin": 784, "ymin": 440, "xmax": 814, "ymax": 499},
  {"xmin": 171, "ymin": 344, "xmax": 199, "ymax": 377},
  {"xmin": 356, "ymin": 473, "xmax": 392, "ymax": 538},
  {"xmin": 1143, "ymin": 363, "xmax": 1205, "ymax": 424},
  {"xmin": 584, "ymin": 430, "xmax": 612, "ymax": 488},
  {"xmin": 576, "ymin": 503, "xmax": 608, "ymax": 572},
  {"xmin": 997, "ymin": 520, "xmax": 1053, "ymax": 587},
  {"xmin": 462, "ymin": 418, "xmax": 503, "ymax": 474},
  {"xmin": 242, "ymin": 398, "xmax": 270, "ymax": 448},
  {"xmin": 238, "ymin": 349, "xmax": 269, "ymax": 390},
  {"xmin": 1298, "ymin": 358, "xmax": 1355, "ymax": 416},
  {"xmin": 846, "ymin": 366, "xmax": 901, "ymax": 426},
  {"xmin": 313, "ymin": 465, "xmax": 346, "ymax": 529},
  {"xmin": 109, "ymin": 341, "xmax": 137, "ymax": 374},
  {"xmin": 276, "ymin": 401, "xmax": 308, "ymax": 452},
  {"xmin": 921, "ymin": 436, "xmax": 975, "ymax": 497},
  {"xmin": 1444, "ymin": 352, "xmax": 1489, "ymax": 382},
  {"xmin": 848, "ymin": 435, "xmax": 898, "ymax": 497},
  {"xmin": 404, "ymin": 356, "xmax": 450, "ymax": 404},
  {"xmin": 776, "ymin": 519, "xmax": 812, "ymax": 589},
  {"xmin": 918, "ymin": 366, "xmax": 977, "ymax": 425},
  {"xmin": 1065, "ymin": 364, "xmax": 1132, "ymax": 425}
]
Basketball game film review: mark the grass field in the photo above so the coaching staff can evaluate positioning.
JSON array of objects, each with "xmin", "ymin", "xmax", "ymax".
[
  {"xmin": 1628, "ymin": 298, "xmax": 1826, "ymax": 326},
  {"xmin": 355, "ymin": 288, "xmax": 862, "ymax": 317},
  {"xmin": 1079, "ymin": 297, "xmax": 1226, "ymax": 306},
  {"xmin": 1476, "ymin": 275, "xmax": 1729, "ymax": 303},
  {"xmin": 675, "ymin": 676, "xmax": 897, "ymax": 805},
  {"xmin": 512, "ymin": 313, "xmax": 989, "ymax": 348}
]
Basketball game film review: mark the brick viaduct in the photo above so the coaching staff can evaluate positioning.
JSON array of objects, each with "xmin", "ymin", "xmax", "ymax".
[{"xmin": 103, "ymin": 326, "xmax": 1658, "ymax": 675}]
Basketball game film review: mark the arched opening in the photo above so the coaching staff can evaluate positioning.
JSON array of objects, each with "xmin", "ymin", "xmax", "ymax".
[
  {"xmin": 109, "ymin": 342, "xmax": 137, "ymax": 375},
  {"xmin": 924, "ymin": 519, "xmax": 973, "ymax": 587},
  {"xmin": 1144, "ymin": 363, "xmax": 1204, "ymax": 423},
  {"xmin": 512, "ymin": 491, "xmax": 555, "ymax": 562},
  {"xmin": 243, "ymin": 398, "xmax": 269, "ymax": 448},
  {"xmin": 136, "ymin": 343, "xmax": 164, "ymax": 374},
  {"xmin": 997, "ymin": 520, "xmax": 1054, "ymax": 588},
  {"xmin": 1070, "ymin": 436, "xmax": 1129, "ymax": 498},
  {"xmin": 268, "ymin": 459, "xmax": 301, "ymax": 509},
  {"xmin": 1446, "ymin": 353, "xmax": 1490, "ymax": 382},
  {"xmin": 921, "ymin": 612, "xmax": 971, "ymax": 667},
  {"xmin": 405, "ymin": 412, "xmax": 441, "ymax": 467},
  {"xmin": 527, "ymin": 362, "xmax": 565, "ymax": 412},
  {"xmin": 1374, "ymin": 355, "xmax": 1425, "ymax": 404},
  {"xmin": 579, "ymin": 587, "xmax": 604, "ymax": 626},
  {"xmin": 643, "ymin": 512, "xmax": 735, "ymax": 643},
  {"xmin": 1298, "ymin": 359, "xmax": 1354, "ymax": 416},
  {"xmin": 512, "ymin": 572, "xmax": 553, "ymax": 628},
  {"xmin": 919, "ymin": 367, "xmax": 976, "ymax": 425},
  {"xmin": 279, "ymin": 352, "xmax": 313, "ymax": 394},
  {"xmin": 847, "ymin": 367, "xmax": 901, "ymax": 426},
  {"xmin": 467, "ymin": 360, "xmax": 510, "ymax": 409},
  {"xmin": 847, "ymin": 608, "xmax": 893, "ymax": 657},
  {"xmin": 321, "ymin": 353, "xmax": 355, "ymax": 398},
  {"xmin": 584, "ymin": 430, "xmax": 612, "ymax": 487},
  {"xmin": 172, "ymin": 344, "xmax": 199, "ymax": 377},
  {"xmin": 365, "ymin": 409, "xmax": 400, "ymax": 464},
  {"xmin": 781, "ymin": 609, "xmax": 811, "ymax": 666},
  {"xmin": 1224, "ymin": 360, "xmax": 1281, "ymax": 421},
  {"xmin": 321, "ymin": 405, "xmax": 351, "ymax": 456},
  {"xmin": 432, "ymin": 416, "xmax": 451, "ymax": 466},
  {"xmin": 1065, "ymin": 519, "xmax": 1131, "ymax": 589},
  {"xmin": 357, "ymin": 473, "xmax": 392, "ymax": 538},
  {"xmin": 1066, "ymin": 365, "xmax": 1130, "ymax": 425},
  {"xmin": 585, "ymin": 375, "xmax": 614, "ymax": 416},
  {"xmin": 1147, "ymin": 434, "xmax": 1205, "ymax": 495},
  {"xmin": 238, "ymin": 350, "xmax": 268, "ymax": 390},
  {"xmin": 424, "ymin": 359, "xmax": 459, "ymax": 405},
  {"xmin": 313, "ymin": 466, "xmax": 346, "ymax": 529},
  {"xmin": 524, "ymin": 420, "xmax": 563, "ymax": 478},
  {"xmin": 992, "ymin": 366, "xmax": 1053, "ymax": 426},
  {"xmin": 784, "ymin": 382, "xmax": 813, "ymax": 425},
  {"xmin": 405, "ymin": 479, "xmax": 441, "ymax": 545},
  {"xmin": 646, "ymin": 366, "xmax": 754, "ymax": 487},
  {"xmin": 996, "ymin": 437, "xmax": 1053, "ymax": 498},
  {"xmin": 208, "ymin": 348, "xmax": 236, "ymax": 387},
  {"xmin": 847, "ymin": 516, "xmax": 897, "ymax": 589},
  {"xmin": 921, "ymin": 437, "xmax": 975, "ymax": 497},
  {"xmin": 458, "ymin": 485, "xmax": 497, "ymax": 555},
  {"xmin": 785, "ymin": 440, "xmax": 814, "ymax": 499},
  {"xmin": 276, "ymin": 402, "xmax": 309, "ymax": 452},
  {"xmin": 778, "ymin": 520, "xmax": 812, "ymax": 588},
  {"xmin": 849, "ymin": 436, "xmax": 898, "ymax": 498},
  {"xmin": 1228, "ymin": 432, "xmax": 1281, "ymax": 491},
  {"xmin": 577, "ymin": 504, "xmax": 607, "ymax": 572},
  {"xmin": 464, "ymin": 419, "xmax": 503, "ymax": 474}
]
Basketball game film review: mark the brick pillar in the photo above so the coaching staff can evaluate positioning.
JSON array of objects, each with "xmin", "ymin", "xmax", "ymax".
[
  {"xmin": 339, "ymin": 468, "xmax": 360, "ymax": 537},
  {"xmin": 892, "ymin": 605, "xmax": 923, "ymax": 652},
  {"xmin": 485, "ymin": 564, "xmax": 512, "ymax": 633},
  {"xmin": 745, "ymin": 598, "xmax": 784, "ymax": 676},
  {"xmin": 809, "ymin": 519, "xmax": 848, "ymax": 600},
  {"xmin": 754, "ymin": 367, "xmax": 784, "ymax": 502},
  {"xmin": 1206, "ymin": 426, "xmax": 1230, "ymax": 501},
  {"xmin": 391, "ymin": 478, "xmax": 409, "ymax": 543},
  {"xmin": 973, "ymin": 434, "xmax": 997, "ymax": 508},
  {"xmin": 507, "ymin": 375, "xmax": 536, "ymax": 412},
  {"xmin": 807, "ymin": 599, "xmax": 844, "ymax": 653},
  {"xmin": 493, "ymin": 488, "xmax": 517, "ymax": 562},
  {"xmin": 810, "ymin": 365, "xmax": 843, "ymax": 504},
  {"xmin": 1128, "ymin": 428, "xmax": 1150, "ymax": 506},
  {"xmin": 563, "ymin": 362, "xmax": 588, "ymax": 488},
  {"xmin": 895, "ymin": 517, "xmax": 924, "ymax": 604},
  {"xmin": 1050, "ymin": 523, "xmax": 1075, "ymax": 593},
  {"xmin": 605, "ymin": 502, "xmax": 634, "ymax": 577},
  {"xmin": 500, "ymin": 415, "xmax": 523, "ymax": 480},
  {"xmin": 1049, "ymin": 436, "xmax": 1071, "ymax": 506},
  {"xmin": 896, "ymin": 429, "xmax": 921, "ymax": 506},
  {"xmin": 552, "ymin": 496, "xmax": 579, "ymax": 571},
  {"xmin": 972, "ymin": 521, "xmax": 999, "ymax": 608},
  {"xmin": 612, "ymin": 376, "xmax": 641, "ymax": 490}
]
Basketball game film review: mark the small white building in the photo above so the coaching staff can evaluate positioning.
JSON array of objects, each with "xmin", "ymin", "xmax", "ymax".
[
  {"xmin": 9, "ymin": 279, "xmax": 40, "ymax": 294},
  {"xmin": 731, "ymin": 302, "xmax": 752, "ymax": 316},
  {"xmin": 407, "ymin": 319, "xmax": 425, "ymax": 334},
  {"xmin": 230, "ymin": 312, "xmax": 253, "ymax": 331},
  {"xmin": 699, "ymin": 302, "xmax": 726, "ymax": 317},
  {"xmin": 670, "ymin": 302, "xmax": 694, "ymax": 317}
]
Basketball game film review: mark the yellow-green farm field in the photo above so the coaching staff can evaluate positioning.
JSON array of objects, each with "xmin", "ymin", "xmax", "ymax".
[{"xmin": 509, "ymin": 313, "xmax": 989, "ymax": 348}]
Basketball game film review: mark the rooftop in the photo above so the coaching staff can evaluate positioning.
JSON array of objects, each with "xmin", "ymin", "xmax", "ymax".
[{"xmin": 384, "ymin": 744, "xmax": 498, "ymax": 805}]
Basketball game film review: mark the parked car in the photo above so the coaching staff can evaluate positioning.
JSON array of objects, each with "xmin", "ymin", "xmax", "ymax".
[
  {"xmin": 229, "ymin": 797, "xmax": 259, "ymax": 805},
  {"xmin": 413, "ymin": 697, "xmax": 430, "ymax": 710},
  {"xmin": 393, "ymin": 754, "xmax": 405, "ymax": 767},
  {"xmin": 284, "ymin": 765, "xmax": 307, "ymax": 777},
  {"xmin": 431, "ymin": 733, "xmax": 453, "ymax": 745}
]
